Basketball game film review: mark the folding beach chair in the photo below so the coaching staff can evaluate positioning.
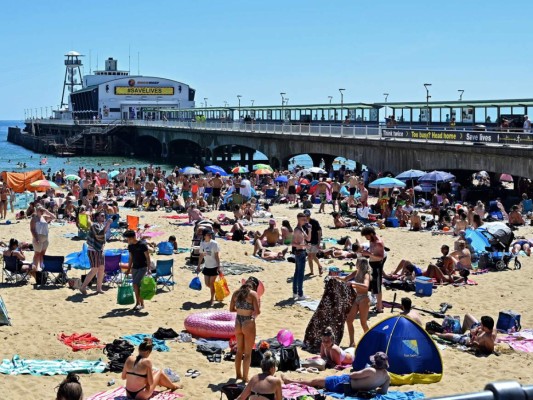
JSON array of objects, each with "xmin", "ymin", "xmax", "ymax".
[
  {"xmin": 522, "ymin": 199, "xmax": 533, "ymax": 214},
  {"xmin": 77, "ymin": 213, "xmax": 90, "ymax": 240},
  {"xmin": 106, "ymin": 214, "xmax": 123, "ymax": 241},
  {"xmin": 103, "ymin": 254, "xmax": 122, "ymax": 287},
  {"xmin": 42, "ymin": 255, "xmax": 69, "ymax": 286},
  {"xmin": 155, "ymin": 259, "xmax": 174, "ymax": 291},
  {"xmin": 127, "ymin": 215, "xmax": 139, "ymax": 231},
  {"xmin": 2, "ymin": 255, "xmax": 31, "ymax": 285},
  {"xmin": 265, "ymin": 188, "xmax": 277, "ymax": 201}
]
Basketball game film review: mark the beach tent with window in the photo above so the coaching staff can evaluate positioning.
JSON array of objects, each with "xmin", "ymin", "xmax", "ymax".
[
  {"xmin": 0, "ymin": 296, "xmax": 11, "ymax": 326},
  {"xmin": 0, "ymin": 170, "xmax": 45, "ymax": 193},
  {"xmin": 353, "ymin": 315, "xmax": 443, "ymax": 385}
]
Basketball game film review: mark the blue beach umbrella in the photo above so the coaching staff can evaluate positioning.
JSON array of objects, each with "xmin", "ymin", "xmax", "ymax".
[
  {"xmin": 395, "ymin": 169, "xmax": 425, "ymax": 181},
  {"xmin": 275, "ymin": 175, "xmax": 288, "ymax": 183},
  {"xmin": 368, "ymin": 177, "xmax": 406, "ymax": 189},
  {"xmin": 418, "ymin": 171, "xmax": 455, "ymax": 185},
  {"xmin": 205, "ymin": 165, "xmax": 228, "ymax": 176}
]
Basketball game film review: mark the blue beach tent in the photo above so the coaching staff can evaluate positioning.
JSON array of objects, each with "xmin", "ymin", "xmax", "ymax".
[{"xmin": 353, "ymin": 315, "xmax": 443, "ymax": 385}]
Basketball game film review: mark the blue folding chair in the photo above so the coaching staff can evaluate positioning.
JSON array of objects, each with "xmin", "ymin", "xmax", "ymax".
[
  {"xmin": 106, "ymin": 214, "xmax": 123, "ymax": 241},
  {"xmin": 155, "ymin": 259, "xmax": 174, "ymax": 291},
  {"xmin": 103, "ymin": 254, "xmax": 122, "ymax": 287},
  {"xmin": 42, "ymin": 255, "xmax": 69, "ymax": 286},
  {"xmin": 265, "ymin": 188, "xmax": 277, "ymax": 200}
]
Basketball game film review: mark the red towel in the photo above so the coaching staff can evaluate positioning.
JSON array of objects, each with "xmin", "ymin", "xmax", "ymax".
[{"xmin": 58, "ymin": 332, "xmax": 105, "ymax": 351}]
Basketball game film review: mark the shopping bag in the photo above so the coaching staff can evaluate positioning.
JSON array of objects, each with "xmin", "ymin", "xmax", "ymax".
[
  {"xmin": 140, "ymin": 275, "xmax": 157, "ymax": 300},
  {"xmin": 117, "ymin": 278, "xmax": 135, "ymax": 305},
  {"xmin": 214, "ymin": 274, "xmax": 230, "ymax": 301},
  {"xmin": 189, "ymin": 275, "xmax": 202, "ymax": 291}
]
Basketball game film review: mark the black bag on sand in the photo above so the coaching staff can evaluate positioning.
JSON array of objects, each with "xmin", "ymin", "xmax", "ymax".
[
  {"xmin": 250, "ymin": 348, "xmax": 264, "ymax": 367},
  {"xmin": 153, "ymin": 327, "xmax": 179, "ymax": 340},
  {"xmin": 220, "ymin": 383, "xmax": 245, "ymax": 400},
  {"xmin": 277, "ymin": 345, "xmax": 300, "ymax": 372},
  {"xmin": 103, "ymin": 339, "xmax": 134, "ymax": 372}
]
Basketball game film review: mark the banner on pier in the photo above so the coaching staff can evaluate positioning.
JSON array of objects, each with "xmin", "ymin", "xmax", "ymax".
[{"xmin": 114, "ymin": 86, "xmax": 174, "ymax": 95}]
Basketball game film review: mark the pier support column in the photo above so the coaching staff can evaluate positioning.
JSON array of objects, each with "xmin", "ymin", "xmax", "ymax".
[{"xmin": 247, "ymin": 149, "xmax": 255, "ymax": 171}]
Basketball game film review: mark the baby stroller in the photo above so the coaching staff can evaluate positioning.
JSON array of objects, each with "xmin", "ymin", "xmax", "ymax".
[
  {"xmin": 188, "ymin": 220, "xmax": 213, "ymax": 265},
  {"xmin": 466, "ymin": 223, "xmax": 520, "ymax": 271}
]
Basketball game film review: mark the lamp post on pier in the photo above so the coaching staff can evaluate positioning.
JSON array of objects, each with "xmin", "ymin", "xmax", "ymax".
[
  {"xmin": 339, "ymin": 88, "xmax": 345, "ymax": 122},
  {"xmin": 237, "ymin": 95, "xmax": 242, "ymax": 120},
  {"xmin": 424, "ymin": 83, "xmax": 432, "ymax": 127},
  {"xmin": 383, "ymin": 93, "xmax": 389, "ymax": 124},
  {"xmin": 280, "ymin": 92, "xmax": 286, "ymax": 123}
]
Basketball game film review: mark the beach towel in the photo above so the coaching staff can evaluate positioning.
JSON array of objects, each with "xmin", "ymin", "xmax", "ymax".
[
  {"xmin": 0, "ymin": 355, "xmax": 106, "ymax": 376},
  {"xmin": 58, "ymin": 332, "xmax": 105, "ymax": 352},
  {"xmin": 183, "ymin": 262, "xmax": 264, "ymax": 276},
  {"xmin": 297, "ymin": 300, "xmax": 320, "ymax": 312},
  {"xmin": 176, "ymin": 247, "xmax": 189, "ymax": 254},
  {"xmin": 282, "ymin": 383, "xmax": 319, "ymax": 398},
  {"xmin": 87, "ymin": 386, "xmax": 184, "ymax": 400},
  {"xmin": 323, "ymin": 390, "xmax": 425, "ymax": 400},
  {"xmin": 142, "ymin": 231, "xmax": 165, "ymax": 238},
  {"xmin": 160, "ymin": 215, "xmax": 189, "ymax": 219},
  {"xmin": 121, "ymin": 334, "xmax": 169, "ymax": 352},
  {"xmin": 497, "ymin": 329, "xmax": 533, "ymax": 352}
]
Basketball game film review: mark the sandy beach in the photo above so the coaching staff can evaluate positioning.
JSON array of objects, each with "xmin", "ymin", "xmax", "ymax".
[{"xmin": 1, "ymin": 203, "xmax": 532, "ymax": 399}]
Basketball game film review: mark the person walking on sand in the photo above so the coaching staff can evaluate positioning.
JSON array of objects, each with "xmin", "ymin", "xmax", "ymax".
[
  {"xmin": 291, "ymin": 213, "xmax": 311, "ymax": 300},
  {"xmin": 230, "ymin": 278, "xmax": 261, "ymax": 382},
  {"xmin": 359, "ymin": 227, "xmax": 386, "ymax": 313},
  {"xmin": 123, "ymin": 230, "xmax": 150, "ymax": 311},
  {"xmin": 79, "ymin": 212, "xmax": 113, "ymax": 295},
  {"xmin": 196, "ymin": 228, "xmax": 222, "ymax": 306},
  {"xmin": 30, "ymin": 205, "xmax": 55, "ymax": 273}
]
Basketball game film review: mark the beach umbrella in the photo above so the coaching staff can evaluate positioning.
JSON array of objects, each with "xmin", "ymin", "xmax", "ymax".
[
  {"xmin": 414, "ymin": 184, "xmax": 434, "ymax": 193},
  {"xmin": 275, "ymin": 175, "xmax": 288, "ymax": 183},
  {"xmin": 255, "ymin": 169, "xmax": 273, "ymax": 175},
  {"xmin": 181, "ymin": 167, "xmax": 204, "ymax": 175},
  {"xmin": 309, "ymin": 167, "xmax": 327, "ymax": 174},
  {"xmin": 369, "ymin": 177, "xmax": 406, "ymax": 189},
  {"xmin": 108, "ymin": 170, "xmax": 120, "ymax": 179},
  {"xmin": 296, "ymin": 169, "xmax": 311, "ymax": 177},
  {"xmin": 395, "ymin": 169, "xmax": 425, "ymax": 181},
  {"xmin": 253, "ymin": 163, "xmax": 273, "ymax": 171},
  {"xmin": 205, "ymin": 165, "xmax": 228, "ymax": 176},
  {"xmin": 500, "ymin": 173, "xmax": 513, "ymax": 182},
  {"xmin": 418, "ymin": 170, "xmax": 455, "ymax": 184},
  {"xmin": 231, "ymin": 166, "xmax": 249, "ymax": 174},
  {"xmin": 30, "ymin": 179, "xmax": 59, "ymax": 189},
  {"xmin": 64, "ymin": 174, "xmax": 81, "ymax": 181}
]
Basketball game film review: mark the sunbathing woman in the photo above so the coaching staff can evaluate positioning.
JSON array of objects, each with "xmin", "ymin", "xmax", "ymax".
[
  {"xmin": 320, "ymin": 326, "xmax": 354, "ymax": 368},
  {"xmin": 252, "ymin": 243, "xmax": 289, "ymax": 261},
  {"xmin": 332, "ymin": 212, "xmax": 361, "ymax": 229},
  {"xmin": 512, "ymin": 238, "xmax": 533, "ymax": 256},
  {"xmin": 122, "ymin": 338, "xmax": 181, "ymax": 399},
  {"xmin": 230, "ymin": 278, "xmax": 261, "ymax": 382},
  {"xmin": 337, "ymin": 258, "xmax": 371, "ymax": 345},
  {"xmin": 409, "ymin": 211, "xmax": 422, "ymax": 231},
  {"xmin": 280, "ymin": 220, "xmax": 293, "ymax": 245},
  {"xmin": 236, "ymin": 351, "xmax": 282, "ymax": 400}
]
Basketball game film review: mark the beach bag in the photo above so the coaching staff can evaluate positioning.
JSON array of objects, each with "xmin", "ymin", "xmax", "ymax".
[
  {"xmin": 442, "ymin": 315, "xmax": 462, "ymax": 334},
  {"xmin": 117, "ymin": 279, "xmax": 135, "ymax": 305},
  {"xmin": 496, "ymin": 310, "xmax": 521, "ymax": 333},
  {"xmin": 140, "ymin": 275, "xmax": 157, "ymax": 300},
  {"xmin": 214, "ymin": 274, "xmax": 230, "ymax": 301},
  {"xmin": 277, "ymin": 345, "xmax": 300, "ymax": 372},
  {"xmin": 104, "ymin": 339, "xmax": 134, "ymax": 372},
  {"xmin": 220, "ymin": 383, "xmax": 245, "ymax": 400},
  {"xmin": 157, "ymin": 241, "xmax": 174, "ymax": 255},
  {"xmin": 153, "ymin": 327, "xmax": 179, "ymax": 340},
  {"xmin": 189, "ymin": 275, "xmax": 202, "ymax": 291},
  {"xmin": 250, "ymin": 348, "xmax": 264, "ymax": 368}
]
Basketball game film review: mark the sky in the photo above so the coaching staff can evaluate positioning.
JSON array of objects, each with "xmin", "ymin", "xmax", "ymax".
[{"xmin": 1, "ymin": 0, "xmax": 533, "ymax": 119}]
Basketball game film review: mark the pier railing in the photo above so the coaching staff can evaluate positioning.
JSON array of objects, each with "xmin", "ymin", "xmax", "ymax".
[{"xmin": 25, "ymin": 119, "xmax": 533, "ymax": 146}]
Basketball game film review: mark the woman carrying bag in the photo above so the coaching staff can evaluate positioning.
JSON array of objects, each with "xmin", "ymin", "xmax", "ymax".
[{"xmin": 196, "ymin": 228, "xmax": 221, "ymax": 306}]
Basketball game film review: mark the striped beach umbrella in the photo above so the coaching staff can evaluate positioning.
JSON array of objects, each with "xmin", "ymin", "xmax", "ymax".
[
  {"xmin": 30, "ymin": 179, "xmax": 60, "ymax": 189},
  {"xmin": 232, "ymin": 166, "xmax": 249, "ymax": 174}
]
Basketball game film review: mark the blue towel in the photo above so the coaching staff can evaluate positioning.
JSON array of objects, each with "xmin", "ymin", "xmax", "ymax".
[
  {"xmin": 0, "ymin": 354, "xmax": 106, "ymax": 376},
  {"xmin": 323, "ymin": 391, "xmax": 425, "ymax": 400},
  {"xmin": 121, "ymin": 334, "xmax": 169, "ymax": 352}
]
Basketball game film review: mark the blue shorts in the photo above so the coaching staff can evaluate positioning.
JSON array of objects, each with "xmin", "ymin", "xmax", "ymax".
[{"xmin": 325, "ymin": 374, "xmax": 350, "ymax": 393}]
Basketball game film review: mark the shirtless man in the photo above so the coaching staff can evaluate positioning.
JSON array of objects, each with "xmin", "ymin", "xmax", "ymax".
[
  {"xmin": 400, "ymin": 297, "xmax": 422, "ymax": 326},
  {"xmin": 359, "ymin": 226, "xmax": 385, "ymax": 313},
  {"xmin": 358, "ymin": 180, "xmax": 369, "ymax": 207},
  {"xmin": 253, "ymin": 219, "xmax": 280, "ymax": 255},
  {"xmin": 254, "ymin": 245, "xmax": 289, "ymax": 261},
  {"xmin": 509, "ymin": 205, "xmax": 525, "ymax": 226},
  {"xmin": 348, "ymin": 174, "xmax": 359, "ymax": 206},
  {"xmin": 287, "ymin": 175, "xmax": 297, "ymax": 204},
  {"xmin": 208, "ymin": 173, "xmax": 224, "ymax": 210},
  {"xmin": 332, "ymin": 212, "xmax": 360, "ymax": 228},
  {"xmin": 331, "ymin": 178, "xmax": 341, "ymax": 212},
  {"xmin": 450, "ymin": 240, "xmax": 472, "ymax": 270},
  {"xmin": 145, "ymin": 179, "xmax": 156, "ymax": 199},
  {"xmin": 187, "ymin": 204, "xmax": 204, "ymax": 224},
  {"xmin": 281, "ymin": 351, "xmax": 390, "ymax": 395},
  {"xmin": 410, "ymin": 211, "xmax": 422, "ymax": 231},
  {"xmin": 181, "ymin": 178, "xmax": 192, "ymax": 203},
  {"xmin": 315, "ymin": 179, "xmax": 331, "ymax": 213},
  {"xmin": 435, "ymin": 315, "xmax": 496, "ymax": 355}
]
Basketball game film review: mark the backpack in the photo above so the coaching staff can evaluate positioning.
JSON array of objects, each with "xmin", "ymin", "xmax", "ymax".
[
  {"xmin": 153, "ymin": 327, "xmax": 179, "ymax": 340},
  {"xmin": 220, "ymin": 383, "xmax": 245, "ymax": 400},
  {"xmin": 277, "ymin": 345, "xmax": 300, "ymax": 372},
  {"xmin": 103, "ymin": 339, "xmax": 135, "ymax": 372},
  {"xmin": 496, "ymin": 310, "xmax": 521, "ymax": 333}
]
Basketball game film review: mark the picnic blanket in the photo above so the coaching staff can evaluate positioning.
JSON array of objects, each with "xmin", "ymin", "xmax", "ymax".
[
  {"xmin": 87, "ymin": 386, "xmax": 184, "ymax": 400},
  {"xmin": 160, "ymin": 215, "xmax": 189, "ymax": 219},
  {"xmin": 121, "ymin": 334, "xmax": 169, "ymax": 352},
  {"xmin": 323, "ymin": 390, "xmax": 425, "ymax": 400},
  {"xmin": 183, "ymin": 262, "xmax": 263, "ymax": 276},
  {"xmin": 497, "ymin": 329, "xmax": 533, "ymax": 352},
  {"xmin": 142, "ymin": 231, "xmax": 165, "ymax": 238},
  {"xmin": 58, "ymin": 332, "xmax": 105, "ymax": 352},
  {"xmin": 0, "ymin": 355, "xmax": 106, "ymax": 376}
]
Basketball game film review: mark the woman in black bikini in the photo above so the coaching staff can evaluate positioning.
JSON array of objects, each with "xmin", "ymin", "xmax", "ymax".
[
  {"xmin": 230, "ymin": 277, "xmax": 261, "ymax": 382},
  {"xmin": 237, "ymin": 351, "xmax": 282, "ymax": 400},
  {"xmin": 121, "ymin": 338, "xmax": 181, "ymax": 399}
]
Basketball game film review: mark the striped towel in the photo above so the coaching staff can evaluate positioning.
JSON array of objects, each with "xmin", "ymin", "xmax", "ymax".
[
  {"xmin": 0, "ymin": 355, "xmax": 106, "ymax": 376},
  {"xmin": 87, "ymin": 386, "xmax": 184, "ymax": 399}
]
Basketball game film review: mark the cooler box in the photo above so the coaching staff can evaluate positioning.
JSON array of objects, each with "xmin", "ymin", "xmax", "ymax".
[
  {"xmin": 386, "ymin": 217, "xmax": 400, "ymax": 227},
  {"xmin": 415, "ymin": 277, "xmax": 433, "ymax": 296}
]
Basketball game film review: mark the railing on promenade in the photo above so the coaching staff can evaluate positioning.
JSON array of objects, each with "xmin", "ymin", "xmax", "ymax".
[
  {"xmin": 24, "ymin": 119, "xmax": 533, "ymax": 146},
  {"xmin": 427, "ymin": 381, "xmax": 533, "ymax": 400}
]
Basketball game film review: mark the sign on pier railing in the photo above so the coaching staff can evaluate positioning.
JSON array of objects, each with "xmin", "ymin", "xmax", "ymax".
[{"xmin": 382, "ymin": 128, "xmax": 533, "ymax": 145}]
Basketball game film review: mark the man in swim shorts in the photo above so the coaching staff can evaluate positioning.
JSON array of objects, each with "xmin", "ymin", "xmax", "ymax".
[
  {"xmin": 208, "ymin": 173, "xmax": 224, "ymax": 210},
  {"xmin": 281, "ymin": 351, "xmax": 390, "ymax": 394},
  {"xmin": 434, "ymin": 314, "xmax": 496, "ymax": 355}
]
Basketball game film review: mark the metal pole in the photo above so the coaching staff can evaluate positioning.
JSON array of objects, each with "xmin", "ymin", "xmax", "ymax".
[
  {"xmin": 383, "ymin": 93, "xmax": 389, "ymax": 124},
  {"xmin": 280, "ymin": 92, "xmax": 286, "ymax": 124},
  {"xmin": 339, "ymin": 88, "xmax": 345, "ymax": 122},
  {"xmin": 237, "ymin": 95, "xmax": 242, "ymax": 120},
  {"xmin": 424, "ymin": 83, "xmax": 432, "ymax": 128}
]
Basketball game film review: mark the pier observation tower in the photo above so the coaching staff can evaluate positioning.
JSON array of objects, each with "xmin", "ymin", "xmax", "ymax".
[{"xmin": 61, "ymin": 51, "xmax": 84, "ymax": 108}]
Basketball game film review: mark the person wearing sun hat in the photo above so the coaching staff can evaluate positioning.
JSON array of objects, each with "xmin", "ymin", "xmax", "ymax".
[{"xmin": 280, "ymin": 350, "xmax": 390, "ymax": 394}]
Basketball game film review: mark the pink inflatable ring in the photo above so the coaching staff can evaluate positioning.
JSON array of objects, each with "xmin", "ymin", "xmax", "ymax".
[{"xmin": 184, "ymin": 310, "xmax": 236, "ymax": 339}]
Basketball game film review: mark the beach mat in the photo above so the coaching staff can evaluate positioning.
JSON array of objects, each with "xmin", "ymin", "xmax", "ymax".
[
  {"xmin": 183, "ymin": 262, "xmax": 263, "ymax": 276},
  {"xmin": 87, "ymin": 386, "xmax": 183, "ymax": 400},
  {"xmin": 323, "ymin": 390, "xmax": 425, "ymax": 400},
  {"xmin": 121, "ymin": 334, "xmax": 169, "ymax": 352},
  {"xmin": 0, "ymin": 355, "xmax": 106, "ymax": 375}
]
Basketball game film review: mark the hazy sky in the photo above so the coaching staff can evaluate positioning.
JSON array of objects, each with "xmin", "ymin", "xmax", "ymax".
[{"xmin": 1, "ymin": 0, "xmax": 532, "ymax": 119}]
